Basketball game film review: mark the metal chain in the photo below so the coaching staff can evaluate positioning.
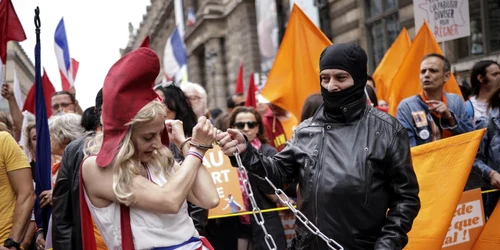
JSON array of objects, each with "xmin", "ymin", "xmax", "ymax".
[
  {"xmin": 234, "ymin": 151, "xmax": 277, "ymax": 250},
  {"xmin": 233, "ymin": 151, "xmax": 343, "ymax": 250}
]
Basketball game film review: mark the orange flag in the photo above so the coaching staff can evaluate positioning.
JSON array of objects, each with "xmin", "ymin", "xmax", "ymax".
[
  {"xmin": 406, "ymin": 129, "xmax": 485, "ymax": 249},
  {"xmin": 387, "ymin": 21, "xmax": 462, "ymax": 116},
  {"xmin": 472, "ymin": 200, "xmax": 500, "ymax": 249},
  {"xmin": 372, "ymin": 28, "xmax": 411, "ymax": 102},
  {"xmin": 260, "ymin": 4, "xmax": 331, "ymax": 120}
]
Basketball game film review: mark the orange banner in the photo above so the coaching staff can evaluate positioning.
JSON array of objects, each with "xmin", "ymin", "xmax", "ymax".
[
  {"xmin": 472, "ymin": 199, "xmax": 500, "ymax": 249},
  {"xmin": 203, "ymin": 145, "xmax": 246, "ymax": 217},
  {"xmin": 442, "ymin": 189, "xmax": 485, "ymax": 249},
  {"xmin": 406, "ymin": 129, "xmax": 485, "ymax": 249}
]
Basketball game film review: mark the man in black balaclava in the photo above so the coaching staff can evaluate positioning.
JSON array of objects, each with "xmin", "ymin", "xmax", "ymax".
[{"xmin": 217, "ymin": 43, "xmax": 420, "ymax": 250}]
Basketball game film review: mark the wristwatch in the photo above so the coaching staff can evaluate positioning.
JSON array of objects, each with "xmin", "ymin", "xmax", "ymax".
[{"xmin": 3, "ymin": 238, "xmax": 21, "ymax": 250}]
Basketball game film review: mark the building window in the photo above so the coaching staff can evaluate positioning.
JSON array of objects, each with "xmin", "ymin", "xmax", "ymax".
[
  {"xmin": 316, "ymin": 0, "xmax": 333, "ymax": 41},
  {"xmin": 452, "ymin": 0, "xmax": 500, "ymax": 60},
  {"xmin": 454, "ymin": 0, "xmax": 484, "ymax": 59},
  {"xmin": 366, "ymin": 0, "xmax": 399, "ymax": 68},
  {"xmin": 488, "ymin": 0, "xmax": 500, "ymax": 52}
]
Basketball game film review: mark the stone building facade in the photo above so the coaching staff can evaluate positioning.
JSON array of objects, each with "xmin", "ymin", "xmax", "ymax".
[
  {"xmin": 122, "ymin": 0, "xmax": 500, "ymax": 108},
  {"xmin": 0, "ymin": 41, "xmax": 35, "ymax": 113}
]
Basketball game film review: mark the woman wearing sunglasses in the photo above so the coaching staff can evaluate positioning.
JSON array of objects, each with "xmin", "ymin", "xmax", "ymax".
[{"xmin": 227, "ymin": 107, "xmax": 287, "ymax": 250}]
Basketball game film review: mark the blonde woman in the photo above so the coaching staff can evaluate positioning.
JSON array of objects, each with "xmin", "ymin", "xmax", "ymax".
[{"xmin": 81, "ymin": 47, "xmax": 219, "ymax": 250}]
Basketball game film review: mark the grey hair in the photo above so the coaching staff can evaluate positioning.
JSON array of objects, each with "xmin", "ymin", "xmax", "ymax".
[
  {"xmin": 49, "ymin": 112, "xmax": 85, "ymax": 148},
  {"xmin": 181, "ymin": 82, "xmax": 207, "ymax": 100},
  {"xmin": 180, "ymin": 82, "xmax": 208, "ymax": 116}
]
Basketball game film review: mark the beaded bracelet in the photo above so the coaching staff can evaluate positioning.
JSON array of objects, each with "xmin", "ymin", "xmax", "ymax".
[{"xmin": 187, "ymin": 151, "xmax": 204, "ymax": 162}]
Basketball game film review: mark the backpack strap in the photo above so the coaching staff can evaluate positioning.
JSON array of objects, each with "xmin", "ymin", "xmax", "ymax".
[{"xmin": 79, "ymin": 156, "xmax": 135, "ymax": 250}]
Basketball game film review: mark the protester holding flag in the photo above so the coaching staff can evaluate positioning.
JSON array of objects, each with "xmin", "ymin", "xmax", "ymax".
[
  {"xmin": 474, "ymin": 84, "xmax": 500, "ymax": 218},
  {"xmin": 1, "ymin": 83, "xmax": 23, "ymax": 140},
  {"xmin": 80, "ymin": 48, "xmax": 218, "ymax": 249},
  {"xmin": 396, "ymin": 54, "xmax": 474, "ymax": 147},
  {"xmin": 217, "ymin": 43, "xmax": 420, "ymax": 250}
]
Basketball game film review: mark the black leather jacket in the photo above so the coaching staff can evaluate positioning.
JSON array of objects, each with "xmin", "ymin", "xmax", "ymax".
[
  {"xmin": 233, "ymin": 99, "xmax": 420, "ymax": 250},
  {"xmin": 52, "ymin": 135, "xmax": 87, "ymax": 250}
]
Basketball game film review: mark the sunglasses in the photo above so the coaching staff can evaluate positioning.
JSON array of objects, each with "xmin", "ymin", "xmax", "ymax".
[{"xmin": 233, "ymin": 121, "xmax": 258, "ymax": 129}]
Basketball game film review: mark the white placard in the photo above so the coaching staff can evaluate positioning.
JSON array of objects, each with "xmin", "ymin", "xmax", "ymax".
[{"xmin": 413, "ymin": 0, "xmax": 471, "ymax": 42}]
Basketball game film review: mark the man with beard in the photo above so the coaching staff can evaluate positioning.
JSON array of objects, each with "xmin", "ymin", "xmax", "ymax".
[{"xmin": 217, "ymin": 43, "xmax": 421, "ymax": 250}]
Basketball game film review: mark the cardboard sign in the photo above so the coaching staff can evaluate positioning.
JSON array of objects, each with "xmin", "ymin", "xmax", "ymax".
[
  {"xmin": 442, "ymin": 188, "xmax": 485, "ymax": 249},
  {"xmin": 413, "ymin": 0, "xmax": 471, "ymax": 42},
  {"xmin": 203, "ymin": 145, "xmax": 246, "ymax": 217}
]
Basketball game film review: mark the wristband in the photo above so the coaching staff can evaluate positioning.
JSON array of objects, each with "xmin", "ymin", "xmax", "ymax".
[{"xmin": 187, "ymin": 151, "xmax": 204, "ymax": 162}]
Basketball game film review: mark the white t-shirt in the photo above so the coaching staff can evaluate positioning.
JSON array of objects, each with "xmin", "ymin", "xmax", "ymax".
[{"xmin": 469, "ymin": 96, "xmax": 489, "ymax": 120}]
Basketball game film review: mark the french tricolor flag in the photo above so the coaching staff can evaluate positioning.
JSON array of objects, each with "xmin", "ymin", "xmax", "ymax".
[
  {"xmin": 163, "ymin": 26, "xmax": 187, "ymax": 84},
  {"xmin": 54, "ymin": 17, "xmax": 79, "ymax": 91}
]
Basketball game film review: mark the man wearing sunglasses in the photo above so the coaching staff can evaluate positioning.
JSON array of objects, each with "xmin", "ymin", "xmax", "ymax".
[{"xmin": 217, "ymin": 43, "xmax": 420, "ymax": 250}]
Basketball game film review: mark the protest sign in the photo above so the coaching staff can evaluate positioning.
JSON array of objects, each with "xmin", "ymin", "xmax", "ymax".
[
  {"xmin": 442, "ymin": 188, "xmax": 484, "ymax": 249},
  {"xmin": 203, "ymin": 145, "xmax": 246, "ymax": 217},
  {"xmin": 413, "ymin": 0, "xmax": 471, "ymax": 42}
]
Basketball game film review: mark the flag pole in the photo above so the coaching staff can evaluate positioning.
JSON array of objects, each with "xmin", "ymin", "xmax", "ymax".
[{"xmin": 33, "ymin": 6, "xmax": 53, "ymax": 237}]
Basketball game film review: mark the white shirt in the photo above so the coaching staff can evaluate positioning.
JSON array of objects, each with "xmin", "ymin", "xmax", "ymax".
[{"xmin": 84, "ymin": 168, "xmax": 199, "ymax": 250}]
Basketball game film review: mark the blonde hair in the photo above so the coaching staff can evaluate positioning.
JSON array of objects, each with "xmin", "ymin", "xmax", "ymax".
[
  {"xmin": 24, "ymin": 123, "xmax": 37, "ymax": 160},
  {"xmin": 85, "ymin": 100, "xmax": 175, "ymax": 205}
]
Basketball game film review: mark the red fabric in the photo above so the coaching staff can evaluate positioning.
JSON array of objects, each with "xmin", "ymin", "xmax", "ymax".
[
  {"xmin": 79, "ymin": 158, "xmax": 98, "ymax": 250},
  {"xmin": 0, "ymin": 0, "xmax": 26, "ymax": 63},
  {"xmin": 22, "ymin": 69, "xmax": 56, "ymax": 117},
  {"xmin": 97, "ymin": 47, "xmax": 169, "ymax": 167},
  {"xmin": 262, "ymin": 109, "xmax": 286, "ymax": 151},
  {"xmin": 60, "ymin": 58, "xmax": 79, "ymax": 91},
  {"xmin": 119, "ymin": 205, "xmax": 134, "ymax": 249},
  {"xmin": 80, "ymin": 157, "xmax": 136, "ymax": 250},
  {"xmin": 199, "ymin": 237, "xmax": 214, "ymax": 250},
  {"xmin": 235, "ymin": 63, "xmax": 244, "ymax": 94},
  {"xmin": 245, "ymin": 73, "xmax": 257, "ymax": 109},
  {"xmin": 140, "ymin": 36, "xmax": 150, "ymax": 48}
]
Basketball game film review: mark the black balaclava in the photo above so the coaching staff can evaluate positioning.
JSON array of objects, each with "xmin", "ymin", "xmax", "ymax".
[{"xmin": 319, "ymin": 43, "xmax": 368, "ymax": 115}]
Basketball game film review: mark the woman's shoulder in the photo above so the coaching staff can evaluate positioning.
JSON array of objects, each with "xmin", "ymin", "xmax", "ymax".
[{"xmin": 82, "ymin": 156, "xmax": 112, "ymax": 180}]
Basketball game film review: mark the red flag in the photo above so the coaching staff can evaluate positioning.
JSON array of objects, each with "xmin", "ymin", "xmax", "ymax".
[
  {"xmin": 235, "ymin": 62, "xmax": 244, "ymax": 94},
  {"xmin": 245, "ymin": 73, "xmax": 257, "ymax": 109},
  {"xmin": 60, "ymin": 58, "xmax": 79, "ymax": 91},
  {"xmin": 140, "ymin": 36, "xmax": 150, "ymax": 48},
  {"xmin": 22, "ymin": 69, "xmax": 56, "ymax": 117},
  {"xmin": 0, "ymin": 0, "xmax": 26, "ymax": 63}
]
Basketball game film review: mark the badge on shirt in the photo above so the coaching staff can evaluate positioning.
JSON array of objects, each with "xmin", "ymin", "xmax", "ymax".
[
  {"xmin": 412, "ymin": 111, "xmax": 428, "ymax": 128},
  {"xmin": 419, "ymin": 129, "xmax": 430, "ymax": 140}
]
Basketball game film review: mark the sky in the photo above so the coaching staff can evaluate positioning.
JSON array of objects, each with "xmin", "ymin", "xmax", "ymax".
[{"xmin": 16, "ymin": 0, "xmax": 151, "ymax": 110}]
